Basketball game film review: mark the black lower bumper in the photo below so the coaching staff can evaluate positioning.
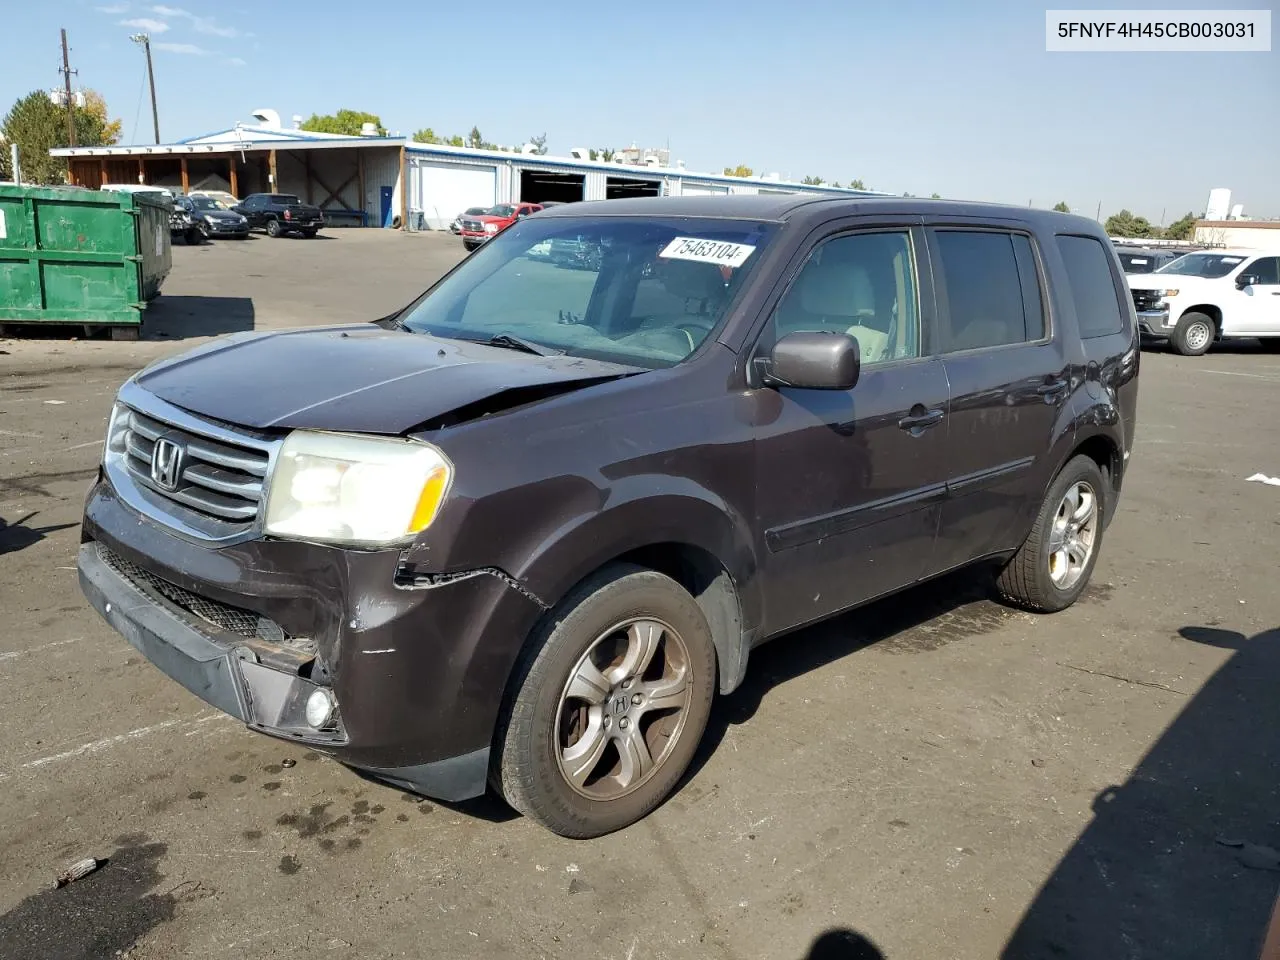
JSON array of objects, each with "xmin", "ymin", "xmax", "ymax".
[{"xmin": 77, "ymin": 540, "xmax": 494, "ymax": 802}]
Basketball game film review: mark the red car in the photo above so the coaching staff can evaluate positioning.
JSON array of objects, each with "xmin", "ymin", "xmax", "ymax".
[{"xmin": 459, "ymin": 202, "xmax": 542, "ymax": 251}]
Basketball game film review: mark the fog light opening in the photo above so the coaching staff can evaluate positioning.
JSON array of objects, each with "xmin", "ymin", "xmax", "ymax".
[{"xmin": 305, "ymin": 688, "xmax": 336, "ymax": 730}]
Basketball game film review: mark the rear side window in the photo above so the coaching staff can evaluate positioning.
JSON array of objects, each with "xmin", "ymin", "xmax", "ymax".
[
  {"xmin": 933, "ymin": 230, "xmax": 1045, "ymax": 352},
  {"xmin": 1056, "ymin": 235, "xmax": 1126, "ymax": 339}
]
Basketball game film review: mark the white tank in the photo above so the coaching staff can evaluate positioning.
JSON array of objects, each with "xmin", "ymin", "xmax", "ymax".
[{"xmin": 1205, "ymin": 187, "xmax": 1231, "ymax": 221}]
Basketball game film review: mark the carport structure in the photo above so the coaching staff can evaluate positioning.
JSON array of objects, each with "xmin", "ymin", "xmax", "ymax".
[{"xmin": 52, "ymin": 125, "xmax": 407, "ymax": 227}]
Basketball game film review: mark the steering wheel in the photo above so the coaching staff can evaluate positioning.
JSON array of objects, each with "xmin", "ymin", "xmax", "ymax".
[{"xmin": 676, "ymin": 318, "xmax": 716, "ymax": 342}]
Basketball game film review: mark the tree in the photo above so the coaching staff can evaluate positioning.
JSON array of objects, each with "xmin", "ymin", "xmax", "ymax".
[
  {"xmin": 802, "ymin": 175, "xmax": 825, "ymax": 185},
  {"xmin": 1164, "ymin": 211, "xmax": 1198, "ymax": 241},
  {"xmin": 601, "ymin": 148, "xmax": 615, "ymax": 162},
  {"xmin": 447, "ymin": 134, "xmax": 465, "ymax": 148},
  {"xmin": 300, "ymin": 109, "xmax": 386, "ymax": 137},
  {"xmin": 1052, "ymin": 201, "xmax": 1070, "ymax": 213},
  {"xmin": 82, "ymin": 90, "xmax": 121, "ymax": 145},
  {"xmin": 588, "ymin": 148, "xmax": 599, "ymax": 161},
  {"xmin": 468, "ymin": 126, "xmax": 483, "ymax": 149},
  {"xmin": 1, "ymin": 90, "xmax": 115, "ymax": 184},
  {"xmin": 930, "ymin": 192, "xmax": 941, "ymax": 199},
  {"xmin": 411, "ymin": 127, "xmax": 441, "ymax": 144},
  {"xmin": 848, "ymin": 178, "xmax": 866, "ymax": 190},
  {"xmin": 1104, "ymin": 209, "xmax": 1157, "ymax": 238},
  {"xmin": 723, "ymin": 164, "xmax": 753, "ymax": 178},
  {"xmin": 528, "ymin": 133, "xmax": 548, "ymax": 155},
  {"xmin": 831, "ymin": 180, "xmax": 842, "ymax": 188}
]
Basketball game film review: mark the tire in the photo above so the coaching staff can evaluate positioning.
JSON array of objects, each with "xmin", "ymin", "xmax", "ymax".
[
  {"xmin": 1171, "ymin": 311, "xmax": 1214, "ymax": 356},
  {"xmin": 996, "ymin": 455, "xmax": 1107, "ymax": 613},
  {"xmin": 265, "ymin": 218, "xmax": 282, "ymax": 238},
  {"xmin": 493, "ymin": 564, "xmax": 716, "ymax": 839},
  {"xmin": 463, "ymin": 240, "xmax": 478, "ymax": 252}
]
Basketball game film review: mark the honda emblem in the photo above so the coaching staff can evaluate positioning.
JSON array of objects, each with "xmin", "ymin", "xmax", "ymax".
[{"xmin": 150, "ymin": 437, "xmax": 184, "ymax": 492}]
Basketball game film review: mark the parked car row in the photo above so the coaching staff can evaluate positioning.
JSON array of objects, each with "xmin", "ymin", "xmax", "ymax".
[{"xmin": 99, "ymin": 184, "xmax": 325, "ymax": 243}]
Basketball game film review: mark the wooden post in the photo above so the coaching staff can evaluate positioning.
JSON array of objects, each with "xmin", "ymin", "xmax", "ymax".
[
  {"xmin": 304, "ymin": 153, "xmax": 313, "ymax": 205},
  {"xmin": 268, "ymin": 149, "xmax": 278, "ymax": 195},
  {"xmin": 229, "ymin": 158, "xmax": 239, "ymax": 199},
  {"xmin": 398, "ymin": 145, "xmax": 407, "ymax": 229},
  {"xmin": 180, "ymin": 156, "xmax": 189, "ymax": 195},
  {"xmin": 137, "ymin": 157, "xmax": 145, "ymax": 184},
  {"xmin": 357, "ymin": 151, "xmax": 366, "ymax": 227},
  {"xmin": 98, "ymin": 158, "xmax": 108, "ymax": 188}
]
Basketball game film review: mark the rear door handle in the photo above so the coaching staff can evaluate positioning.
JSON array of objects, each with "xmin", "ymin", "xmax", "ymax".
[{"xmin": 898, "ymin": 408, "xmax": 944, "ymax": 432}]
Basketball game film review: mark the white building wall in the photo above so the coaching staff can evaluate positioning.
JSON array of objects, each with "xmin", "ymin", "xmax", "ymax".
[
  {"xmin": 677, "ymin": 179, "xmax": 730, "ymax": 196},
  {"xmin": 1193, "ymin": 223, "xmax": 1280, "ymax": 250},
  {"xmin": 360, "ymin": 149, "xmax": 403, "ymax": 224},
  {"xmin": 584, "ymin": 170, "xmax": 607, "ymax": 201}
]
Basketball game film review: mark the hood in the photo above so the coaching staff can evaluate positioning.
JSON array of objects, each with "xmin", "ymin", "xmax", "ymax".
[
  {"xmin": 1126, "ymin": 274, "xmax": 1208, "ymax": 292},
  {"xmin": 202, "ymin": 210, "xmax": 244, "ymax": 221},
  {"xmin": 132, "ymin": 324, "xmax": 641, "ymax": 434}
]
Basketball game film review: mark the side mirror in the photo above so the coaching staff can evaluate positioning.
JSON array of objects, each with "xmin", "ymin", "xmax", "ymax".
[
  {"xmin": 762, "ymin": 331, "xmax": 860, "ymax": 390},
  {"xmin": 1236, "ymin": 273, "xmax": 1259, "ymax": 289}
]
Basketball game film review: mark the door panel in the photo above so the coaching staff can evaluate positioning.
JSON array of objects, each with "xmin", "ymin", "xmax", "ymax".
[
  {"xmin": 754, "ymin": 359, "xmax": 950, "ymax": 634},
  {"xmin": 1232, "ymin": 257, "xmax": 1280, "ymax": 334}
]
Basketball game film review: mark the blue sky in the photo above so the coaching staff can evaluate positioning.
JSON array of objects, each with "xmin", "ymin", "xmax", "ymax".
[{"xmin": 5, "ymin": 0, "xmax": 1277, "ymax": 221}]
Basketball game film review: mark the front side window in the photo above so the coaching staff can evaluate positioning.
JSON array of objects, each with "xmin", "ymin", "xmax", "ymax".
[
  {"xmin": 1243, "ymin": 257, "xmax": 1280, "ymax": 285},
  {"xmin": 1056, "ymin": 234, "xmax": 1127, "ymax": 338},
  {"xmin": 400, "ymin": 216, "xmax": 775, "ymax": 368},
  {"xmin": 933, "ymin": 230, "xmax": 1045, "ymax": 352},
  {"xmin": 768, "ymin": 230, "xmax": 920, "ymax": 365}
]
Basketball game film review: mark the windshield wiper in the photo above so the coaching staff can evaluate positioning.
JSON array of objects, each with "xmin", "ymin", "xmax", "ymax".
[{"xmin": 464, "ymin": 333, "xmax": 564, "ymax": 357}]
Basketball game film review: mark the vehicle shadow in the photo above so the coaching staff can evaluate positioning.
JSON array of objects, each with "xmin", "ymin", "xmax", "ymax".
[
  {"xmin": 1141, "ymin": 337, "xmax": 1280, "ymax": 355},
  {"xmin": 1001, "ymin": 625, "xmax": 1280, "ymax": 959},
  {"xmin": 691, "ymin": 567, "xmax": 999, "ymax": 778},
  {"xmin": 803, "ymin": 927, "xmax": 887, "ymax": 959},
  {"xmin": 143, "ymin": 295, "xmax": 255, "ymax": 341},
  {"xmin": 0, "ymin": 512, "xmax": 79, "ymax": 556}
]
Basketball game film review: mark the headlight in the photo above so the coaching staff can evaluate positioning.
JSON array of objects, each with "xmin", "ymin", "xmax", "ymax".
[
  {"xmin": 264, "ymin": 431, "xmax": 452, "ymax": 546},
  {"xmin": 483, "ymin": 222, "xmax": 498, "ymax": 234},
  {"xmin": 104, "ymin": 402, "xmax": 130, "ymax": 461},
  {"xmin": 1157, "ymin": 289, "xmax": 1179, "ymax": 298}
]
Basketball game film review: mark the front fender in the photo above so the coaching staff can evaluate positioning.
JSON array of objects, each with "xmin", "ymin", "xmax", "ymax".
[{"xmin": 511, "ymin": 474, "xmax": 761, "ymax": 629}]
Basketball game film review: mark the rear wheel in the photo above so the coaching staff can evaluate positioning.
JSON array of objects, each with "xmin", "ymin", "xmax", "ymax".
[
  {"xmin": 494, "ymin": 565, "xmax": 716, "ymax": 838},
  {"xmin": 265, "ymin": 218, "xmax": 282, "ymax": 238},
  {"xmin": 996, "ymin": 455, "xmax": 1106, "ymax": 613},
  {"xmin": 1171, "ymin": 311, "xmax": 1214, "ymax": 356}
]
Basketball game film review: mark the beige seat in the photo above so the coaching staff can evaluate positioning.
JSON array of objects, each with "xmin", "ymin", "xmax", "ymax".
[{"xmin": 794, "ymin": 263, "xmax": 889, "ymax": 363}]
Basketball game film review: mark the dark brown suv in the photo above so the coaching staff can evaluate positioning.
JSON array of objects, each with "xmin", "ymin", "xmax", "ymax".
[{"xmin": 78, "ymin": 196, "xmax": 1139, "ymax": 838}]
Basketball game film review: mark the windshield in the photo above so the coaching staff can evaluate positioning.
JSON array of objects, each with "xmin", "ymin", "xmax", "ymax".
[
  {"xmin": 464, "ymin": 207, "xmax": 487, "ymax": 215},
  {"xmin": 192, "ymin": 197, "xmax": 224, "ymax": 210},
  {"xmin": 488, "ymin": 205, "xmax": 515, "ymax": 218},
  {"xmin": 400, "ymin": 216, "xmax": 776, "ymax": 369},
  {"xmin": 1155, "ymin": 253, "xmax": 1247, "ymax": 278},
  {"xmin": 1118, "ymin": 252, "xmax": 1161, "ymax": 273}
]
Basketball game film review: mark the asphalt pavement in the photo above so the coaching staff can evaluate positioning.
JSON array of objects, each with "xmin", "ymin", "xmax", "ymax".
[{"xmin": 1, "ymin": 229, "xmax": 1278, "ymax": 960}]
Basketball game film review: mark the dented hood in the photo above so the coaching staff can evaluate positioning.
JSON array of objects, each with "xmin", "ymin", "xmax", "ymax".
[{"xmin": 133, "ymin": 324, "xmax": 639, "ymax": 433}]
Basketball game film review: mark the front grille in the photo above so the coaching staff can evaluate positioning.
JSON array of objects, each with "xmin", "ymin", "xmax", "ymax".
[
  {"xmin": 1131, "ymin": 289, "xmax": 1164, "ymax": 312},
  {"xmin": 98, "ymin": 543, "xmax": 309, "ymax": 647},
  {"xmin": 122, "ymin": 407, "xmax": 269, "ymax": 530},
  {"xmin": 461, "ymin": 219, "xmax": 482, "ymax": 232}
]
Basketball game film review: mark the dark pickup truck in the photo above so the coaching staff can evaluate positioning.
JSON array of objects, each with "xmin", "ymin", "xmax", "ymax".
[
  {"xmin": 232, "ymin": 193, "xmax": 325, "ymax": 238},
  {"xmin": 78, "ymin": 195, "xmax": 1137, "ymax": 838}
]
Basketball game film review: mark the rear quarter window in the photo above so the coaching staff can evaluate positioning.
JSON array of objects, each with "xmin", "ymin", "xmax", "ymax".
[
  {"xmin": 1055, "ymin": 235, "xmax": 1127, "ymax": 339},
  {"xmin": 932, "ymin": 230, "xmax": 1046, "ymax": 352}
]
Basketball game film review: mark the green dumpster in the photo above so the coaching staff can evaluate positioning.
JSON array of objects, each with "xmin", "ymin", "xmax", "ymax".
[{"xmin": 0, "ymin": 183, "xmax": 171, "ymax": 339}]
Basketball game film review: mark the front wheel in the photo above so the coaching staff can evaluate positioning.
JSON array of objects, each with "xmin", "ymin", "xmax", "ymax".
[
  {"xmin": 265, "ymin": 218, "xmax": 282, "ymax": 238},
  {"xmin": 494, "ymin": 565, "xmax": 716, "ymax": 838},
  {"xmin": 996, "ymin": 455, "xmax": 1107, "ymax": 613},
  {"xmin": 1171, "ymin": 311, "xmax": 1214, "ymax": 356},
  {"xmin": 463, "ymin": 240, "xmax": 479, "ymax": 252}
]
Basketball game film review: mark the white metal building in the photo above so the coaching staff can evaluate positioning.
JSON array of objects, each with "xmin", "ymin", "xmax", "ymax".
[{"xmin": 405, "ymin": 143, "xmax": 884, "ymax": 231}]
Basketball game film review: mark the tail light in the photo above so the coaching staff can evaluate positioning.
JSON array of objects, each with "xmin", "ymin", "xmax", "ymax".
[{"xmin": 284, "ymin": 209, "xmax": 292, "ymax": 220}]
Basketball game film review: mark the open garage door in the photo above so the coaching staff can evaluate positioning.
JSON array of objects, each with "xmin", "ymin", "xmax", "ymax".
[
  {"xmin": 415, "ymin": 161, "xmax": 497, "ymax": 231},
  {"xmin": 606, "ymin": 177, "xmax": 661, "ymax": 199},
  {"xmin": 520, "ymin": 170, "xmax": 585, "ymax": 205}
]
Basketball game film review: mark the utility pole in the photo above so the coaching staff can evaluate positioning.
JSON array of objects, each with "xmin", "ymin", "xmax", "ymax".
[
  {"xmin": 131, "ymin": 34, "xmax": 160, "ymax": 144},
  {"xmin": 60, "ymin": 28, "xmax": 77, "ymax": 147},
  {"xmin": 1096, "ymin": 200, "xmax": 1102, "ymax": 222}
]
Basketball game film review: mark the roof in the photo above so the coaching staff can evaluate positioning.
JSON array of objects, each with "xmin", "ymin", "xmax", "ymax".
[
  {"xmin": 50, "ymin": 126, "xmax": 404, "ymax": 158},
  {"xmin": 538, "ymin": 195, "xmax": 1107, "ymax": 228}
]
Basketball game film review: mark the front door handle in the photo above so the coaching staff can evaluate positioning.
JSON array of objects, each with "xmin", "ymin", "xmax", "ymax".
[
  {"xmin": 1037, "ymin": 379, "xmax": 1068, "ymax": 399},
  {"xmin": 898, "ymin": 408, "xmax": 944, "ymax": 432}
]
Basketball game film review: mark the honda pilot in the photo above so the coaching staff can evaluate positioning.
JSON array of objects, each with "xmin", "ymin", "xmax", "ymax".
[{"xmin": 78, "ymin": 196, "xmax": 1139, "ymax": 838}]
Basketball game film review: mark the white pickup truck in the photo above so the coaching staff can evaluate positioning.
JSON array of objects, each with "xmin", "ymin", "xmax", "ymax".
[{"xmin": 1127, "ymin": 248, "xmax": 1280, "ymax": 355}]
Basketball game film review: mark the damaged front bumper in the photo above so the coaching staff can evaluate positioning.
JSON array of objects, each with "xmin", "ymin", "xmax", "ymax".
[{"xmin": 78, "ymin": 478, "xmax": 546, "ymax": 802}]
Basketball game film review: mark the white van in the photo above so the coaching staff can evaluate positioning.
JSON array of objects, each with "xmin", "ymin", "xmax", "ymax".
[{"xmin": 1128, "ymin": 248, "xmax": 1280, "ymax": 355}]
